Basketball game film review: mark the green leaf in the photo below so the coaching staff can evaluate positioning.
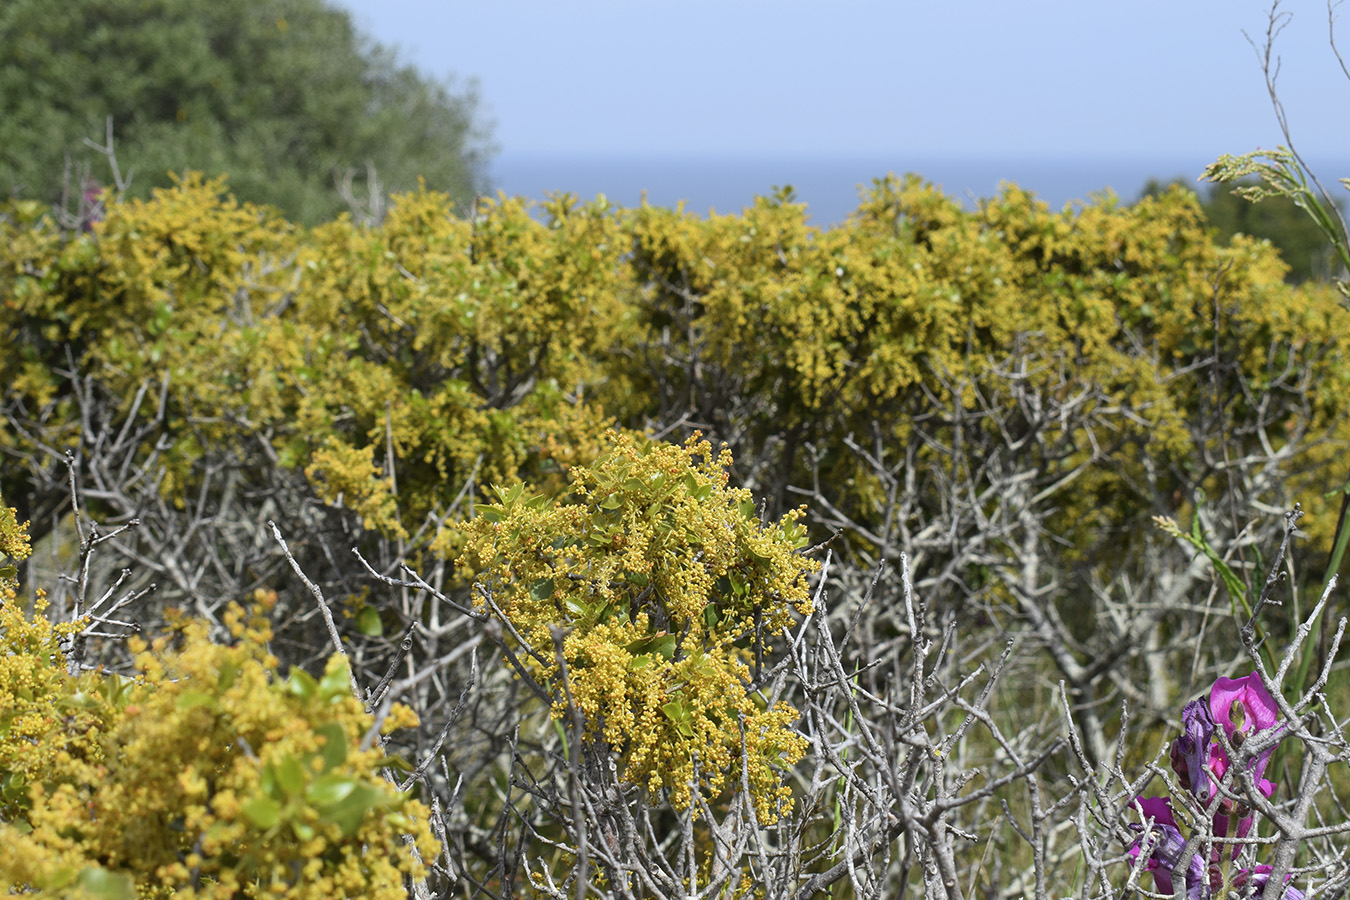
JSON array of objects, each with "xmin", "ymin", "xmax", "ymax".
[
  {"xmin": 702, "ymin": 604, "xmax": 720, "ymax": 629},
  {"xmin": 241, "ymin": 795, "xmax": 282, "ymax": 829},
  {"xmin": 288, "ymin": 668, "xmax": 318, "ymax": 702},
  {"xmin": 477, "ymin": 506, "xmax": 504, "ymax": 523},
  {"xmin": 59, "ymin": 691, "xmax": 100, "ymax": 710},
  {"xmin": 373, "ymin": 753, "xmax": 415, "ymax": 773},
  {"xmin": 0, "ymin": 565, "xmax": 16, "ymax": 581},
  {"xmin": 319, "ymin": 659, "xmax": 352, "ymax": 702},
  {"xmin": 277, "ymin": 438, "xmax": 309, "ymax": 469},
  {"xmin": 306, "ymin": 773, "xmax": 358, "ymax": 806},
  {"xmin": 2, "ymin": 772, "xmax": 27, "ymax": 801},
  {"xmin": 74, "ymin": 866, "xmax": 136, "ymax": 900},
  {"xmin": 315, "ymin": 722, "xmax": 348, "ymax": 770},
  {"xmin": 175, "ymin": 691, "xmax": 216, "ymax": 711},
  {"xmin": 625, "ymin": 632, "xmax": 675, "ymax": 660},
  {"xmin": 728, "ymin": 571, "xmax": 746, "ymax": 597},
  {"xmin": 315, "ymin": 783, "xmax": 384, "ymax": 836},
  {"xmin": 356, "ymin": 605, "xmax": 384, "ymax": 637},
  {"xmin": 660, "ymin": 700, "xmax": 695, "ymax": 738},
  {"xmin": 529, "ymin": 578, "xmax": 555, "ymax": 603},
  {"xmin": 147, "ymin": 301, "xmax": 173, "ymax": 336},
  {"xmin": 275, "ymin": 755, "xmax": 306, "ymax": 797}
]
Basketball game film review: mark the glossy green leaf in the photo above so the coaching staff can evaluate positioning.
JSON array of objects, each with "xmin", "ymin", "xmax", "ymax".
[
  {"xmin": 660, "ymin": 700, "xmax": 694, "ymax": 738},
  {"xmin": 60, "ymin": 691, "xmax": 100, "ymax": 710},
  {"xmin": 241, "ymin": 795, "xmax": 282, "ymax": 829},
  {"xmin": 702, "ymin": 604, "xmax": 720, "ymax": 629},
  {"xmin": 373, "ymin": 753, "xmax": 415, "ymax": 773},
  {"xmin": 306, "ymin": 773, "xmax": 358, "ymax": 806},
  {"xmin": 287, "ymin": 668, "xmax": 318, "ymax": 702}
]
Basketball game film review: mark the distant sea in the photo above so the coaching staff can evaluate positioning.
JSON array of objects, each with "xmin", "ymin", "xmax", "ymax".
[{"xmin": 488, "ymin": 154, "xmax": 1349, "ymax": 228}]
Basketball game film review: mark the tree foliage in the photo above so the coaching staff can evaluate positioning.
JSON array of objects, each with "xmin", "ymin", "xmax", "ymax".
[{"xmin": 0, "ymin": 0, "xmax": 490, "ymax": 224}]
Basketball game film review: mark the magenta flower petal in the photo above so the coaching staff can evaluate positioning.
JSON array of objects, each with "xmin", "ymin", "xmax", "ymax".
[
  {"xmin": 1210, "ymin": 672, "xmax": 1279, "ymax": 740},
  {"xmin": 1210, "ymin": 671, "xmax": 1283, "ymax": 785}
]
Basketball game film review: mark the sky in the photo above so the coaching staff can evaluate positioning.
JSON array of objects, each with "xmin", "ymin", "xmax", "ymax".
[{"xmin": 337, "ymin": 0, "xmax": 1349, "ymax": 163}]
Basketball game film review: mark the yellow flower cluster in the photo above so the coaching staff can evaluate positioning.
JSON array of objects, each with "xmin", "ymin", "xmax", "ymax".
[
  {"xmin": 463, "ymin": 433, "xmax": 815, "ymax": 820},
  {"xmin": 0, "ymin": 492, "xmax": 436, "ymax": 899}
]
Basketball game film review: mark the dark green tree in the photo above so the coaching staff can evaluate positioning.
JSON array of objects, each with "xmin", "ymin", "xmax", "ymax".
[
  {"xmin": 0, "ymin": 0, "xmax": 492, "ymax": 224},
  {"xmin": 1139, "ymin": 176, "xmax": 1343, "ymax": 284}
]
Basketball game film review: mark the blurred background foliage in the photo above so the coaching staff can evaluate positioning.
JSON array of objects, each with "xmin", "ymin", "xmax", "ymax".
[{"xmin": 0, "ymin": 0, "xmax": 491, "ymax": 224}]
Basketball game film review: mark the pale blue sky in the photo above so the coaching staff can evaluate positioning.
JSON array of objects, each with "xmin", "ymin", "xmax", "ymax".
[{"xmin": 337, "ymin": 0, "xmax": 1348, "ymax": 162}]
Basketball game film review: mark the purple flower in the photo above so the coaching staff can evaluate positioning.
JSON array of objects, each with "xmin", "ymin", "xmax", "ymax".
[
  {"xmin": 1128, "ymin": 797, "xmax": 1207, "ymax": 899},
  {"xmin": 1210, "ymin": 672, "xmax": 1280, "ymax": 782},
  {"xmin": 1121, "ymin": 676, "xmax": 1295, "ymax": 897},
  {"xmin": 1232, "ymin": 865, "xmax": 1305, "ymax": 900},
  {"xmin": 1171, "ymin": 698, "xmax": 1217, "ymax": 803}
]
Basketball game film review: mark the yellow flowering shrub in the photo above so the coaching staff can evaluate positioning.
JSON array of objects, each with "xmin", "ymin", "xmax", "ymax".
[
  {"xmin": 0, "ymin": 493, "xmax": 436, "ymax": 900},
  {"xmin": 626, "ymin": 177, "xmax": 1349, "ymax": 564},
  {"xmin": 5, "ymin": 172, "xmax": 1346, "ymax": 568},
  {"xmin": 461, "ymin": 433, "xmax": 816, "ymax": 820},
  {"xmin": 0, "ymin": 178, "xmax": 627, "ymax": 555},
  {"xmin": 3, "ymin": 170, "xmax": 1347, "ymax": 684}
]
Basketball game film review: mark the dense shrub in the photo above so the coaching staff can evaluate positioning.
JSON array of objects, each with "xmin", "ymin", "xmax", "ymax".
[
  {"xmin": 461, "ymin": 433, "xmax": 815, "ymax": 819},
  {"xmin": 0, "ymin": 495, "xmax": 435, "ymax": 899}
]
